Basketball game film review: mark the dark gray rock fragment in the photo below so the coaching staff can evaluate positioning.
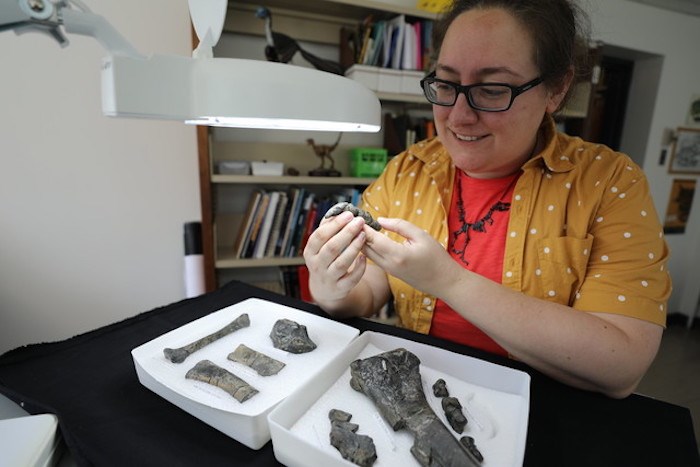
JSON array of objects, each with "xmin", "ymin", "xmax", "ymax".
[
  {"xmin": 185, "ymin": 359, "xmax": 258, "ymax": 402},
  {"xmin": 442, "ymin": 396, "xmax": 468, "ymax": 434},
  {"xmin": 349, "ymin": 348, "xmax": 480, "ymax": 467},
  {"xmin": 164, "ymin": 313, "xmax": 250, "ymax": 363},
  {"xmin": 432, "ymin": 378, "xmax": 449, "ymax": 398},
  {"xmin": 460, "ymin": 436, "xmax": 484, "ymax": 463},
  {"xmin": 228, "ymin": 344, "xmax": 285, "ymax": 376},
  {"xmin": 328, "ymin": 409, "xmax": 377, "ymax": 467},
  {"xmin": 329, "ymin": 408, "xmax": 353, "ymax": 423},
  {"xmin": 324, "ymin": 201, "xmax": 381, "ymax": 231},
  {"xmin": 269, "ymin": 319, "xmax": 317, "ymax": 353}
]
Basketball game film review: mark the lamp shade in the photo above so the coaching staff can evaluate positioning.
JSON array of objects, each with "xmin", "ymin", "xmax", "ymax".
[{"xmin": 101, "ymin": 54, "xmax": 382, "ymax": 132}]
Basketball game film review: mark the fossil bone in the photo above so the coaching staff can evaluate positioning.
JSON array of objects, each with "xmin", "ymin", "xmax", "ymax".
[
  {"xmin": 185, "ymin": 359, "xmax": 258, "ymax": 402},
  {"xmin": 269, "ymin": 319, "xmax": 317, "ymax": 353},
  {"xmin": 228, "ymin": 344, "xmax": 285, "ymax": 376},
  {"xmin": 442, "ymin": 396, "xmax": 468, "ymax": 434},
  {"xmin": 328, "ymin": 409, "xmax": 377, "ymax": 467},
  {"xmin": 164, "ymin": 313, "xmax": 250, "ymax": 363},
  {"xmin": 349, "ymin": 348, "xmax": 481, "ymax": 466},
  {"xmin": 323, "ymin": 202, "xmax": 381, "ymax": 231}
]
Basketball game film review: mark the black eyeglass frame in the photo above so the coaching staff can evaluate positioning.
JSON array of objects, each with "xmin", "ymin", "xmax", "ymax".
[{"xmin": 420, "ymin": 72, "xmax": 544, "ymax": 112}]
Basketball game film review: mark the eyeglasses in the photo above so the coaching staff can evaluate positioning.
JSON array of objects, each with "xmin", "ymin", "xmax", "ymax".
[{"xmin": 420, "ymin": 72, "xmax": 544, "ymax": 112}]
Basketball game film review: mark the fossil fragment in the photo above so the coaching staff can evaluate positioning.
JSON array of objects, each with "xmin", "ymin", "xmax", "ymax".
[
  {"xmin": 442, "ymin": 396, "xmax": 468, "ymax": 434},
  {"xmin": 349, "ymin": 348, "xmax": 481, "ymax": 466},
  {"xmin": 460, "ymin": 436, "xmax": 484, "ymax": 463},
  {"xmin": 328, "ymin": 409, "xmax": 377, "ymax": 467},
  {"xmin": 324, "ymin": 202, "xmax": 381, "ymax": 231},
  {"xmin": 164, "ymin": 313, "xmax": 251, "ymax": 363},
  {"xmin": 185, "ymin": 359, "xmax": 258, "ymax": 403},
  {"xmin": 228, "ymin": 344, "xmax": 285, "ymax": 376},
  {"xmin": 432, "ymin": 378, "xmax": 449, "ymax": 398},
  {"xmin": 269, "ymin": 319, "xmax": 317, "ymax": 353}
]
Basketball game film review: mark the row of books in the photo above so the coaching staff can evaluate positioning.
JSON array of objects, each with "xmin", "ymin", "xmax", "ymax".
[
  {"xmin": 341, "ymin": 15, "xmax": 433, "ymax": 72},
  {"xmin": 384, "ymin": 113, "xmax": 436, "ymax": 155},
  {"xmin": 232, "ymin": 187, "xmax": 363, "ymax": 260}
]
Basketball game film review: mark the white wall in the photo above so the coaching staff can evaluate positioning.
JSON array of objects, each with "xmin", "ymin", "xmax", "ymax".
[
  {"xmin": 0, "ymin": 0, "xmax": 199, "ymax": 353},
  {"xmin": 0, "ymin": 0, "xmax": 698, "ymax": 355},
  {"xmin": 586, "ymin": 0, "xmax": 700, "ymax": 318}
]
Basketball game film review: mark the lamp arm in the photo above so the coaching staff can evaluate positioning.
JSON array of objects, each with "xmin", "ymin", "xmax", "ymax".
[{"xmin": 0, "ymin": 0, "xmax": 143, "ymax": 58}]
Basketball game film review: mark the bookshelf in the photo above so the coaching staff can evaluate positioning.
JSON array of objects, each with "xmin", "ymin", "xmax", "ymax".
[{"xmin": 197, "ymin": 0, "xmax": 437, "ymax": 293}]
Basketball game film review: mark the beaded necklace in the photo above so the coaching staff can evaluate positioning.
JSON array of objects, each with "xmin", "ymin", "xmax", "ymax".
[{"xmin": 451, "ymin": 171, "xmax": 520, "ymax": 266}]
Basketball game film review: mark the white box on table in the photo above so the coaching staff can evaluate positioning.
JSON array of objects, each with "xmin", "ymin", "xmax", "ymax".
[
  {"xmin": 268, "ymin": 331, "xmax": 530, "ymax": 467},
  {"xmin": 131, "ymin": 298, "xmax": 359, "ymax": 450}
]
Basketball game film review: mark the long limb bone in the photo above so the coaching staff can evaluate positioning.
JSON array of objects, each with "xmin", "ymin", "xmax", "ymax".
[{"xmin": 163, "ymin": 313, "xmax": 250, "ymax": 363}]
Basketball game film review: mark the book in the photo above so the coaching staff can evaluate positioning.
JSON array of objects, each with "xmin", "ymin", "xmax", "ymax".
[
  {"xmin": 288, "ymin": 192, "xmax": 315, "ymax": 257},
  {"xmin": 253, "ymin": 191, "xmax": 280, "ymax": 259},
  {"xmin": 265, "ymin": 191, "xmax": 288, "ymax": 257},
  {"xmin": 244, "ymin": 192, "xmax": 271, "ymax": 258},
  {"xmin": 233, "ymin": 189, "xmax": 263, "ymax": 259},
  {"xmin": 279, "ymin": 187, "xmax": 305, "ymax": 257}
]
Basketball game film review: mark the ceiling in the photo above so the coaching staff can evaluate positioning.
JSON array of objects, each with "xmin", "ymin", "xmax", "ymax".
[{"xmin": 626, "ymin": 0, "xmax": 700, "ymax": 16}]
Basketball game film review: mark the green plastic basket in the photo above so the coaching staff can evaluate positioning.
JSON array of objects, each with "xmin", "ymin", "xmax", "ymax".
[{"xmin": 350, "ymin": 148, "xmax": 388, "ymax": 177}]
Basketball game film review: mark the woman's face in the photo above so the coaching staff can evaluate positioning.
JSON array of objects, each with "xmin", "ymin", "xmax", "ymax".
[{"xmin": 434, "ymin": 8, "xmax": 566, "ymax": 178}]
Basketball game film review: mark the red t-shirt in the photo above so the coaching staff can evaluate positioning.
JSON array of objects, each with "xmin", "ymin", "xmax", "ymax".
[{"xmin": 430, "ymin": 170, "xmax": 520, "ymax": 357}]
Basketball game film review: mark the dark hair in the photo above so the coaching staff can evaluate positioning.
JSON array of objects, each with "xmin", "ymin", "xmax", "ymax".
[{"xmin": 431, "ymin": 0, "xmax": 592, "ymax": 108}]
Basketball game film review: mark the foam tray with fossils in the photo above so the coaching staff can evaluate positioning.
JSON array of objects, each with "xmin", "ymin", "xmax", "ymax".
[
  {"xmin": 130, "ymin": 298, "xmax": 360, "ymax": 449},
  {"xmin": 268, "ymin": 331, "xmax": 530, "ymax": 467}
]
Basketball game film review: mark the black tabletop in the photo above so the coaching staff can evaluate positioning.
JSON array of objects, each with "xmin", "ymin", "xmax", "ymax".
[{"xmin": 0, "ymin": 280, "xmax": 697, "ymax": 467}]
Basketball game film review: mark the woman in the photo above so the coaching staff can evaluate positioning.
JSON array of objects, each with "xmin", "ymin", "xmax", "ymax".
[{"xmin": 303, "ymin": 0, "xmax": 670, "ymax": 398}]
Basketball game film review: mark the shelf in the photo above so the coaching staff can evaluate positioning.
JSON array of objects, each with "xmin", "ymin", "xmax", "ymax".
[
  {"xmin": 216, "ymin": 251, "xmax": 306, "ymax": 269},
  {"xmin": 231, "ymin": 0, "xmax": 437, "ymax": 21},
  {"xmin": 377, "ymin": 91, "xmax": 428, "ymax": 104},
  {"xmin": 211, "ymin": 175, "xmax": 376, "ymax": 185}
]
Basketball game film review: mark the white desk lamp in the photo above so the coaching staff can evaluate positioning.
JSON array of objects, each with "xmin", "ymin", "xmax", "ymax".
[{"xmin": 0, "ymin": 0, "xmax": 382, "ymax": 132}]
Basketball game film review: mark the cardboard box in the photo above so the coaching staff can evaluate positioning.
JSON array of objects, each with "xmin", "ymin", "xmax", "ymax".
[
  {"xmin": 251, "ymin": 161, "xmax": 284, "ymax": 176},
  {"xmin": 268, "ymin": 331, "xmax": 530, "ymax": 467}
]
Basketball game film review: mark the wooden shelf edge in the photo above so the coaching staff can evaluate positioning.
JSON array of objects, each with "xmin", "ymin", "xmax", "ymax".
[
  {"xmin": 211, "ymin": 175, "xmax": 376, "ymax": 185},
  {"xmin": 215, "ymin": 255, "xmax": 306, "ymax": 269}
]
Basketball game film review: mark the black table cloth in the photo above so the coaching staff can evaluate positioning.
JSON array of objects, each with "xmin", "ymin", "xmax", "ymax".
[{"xmin": 1, "ymin": 280, "xmax": 698, "ymax": 466}]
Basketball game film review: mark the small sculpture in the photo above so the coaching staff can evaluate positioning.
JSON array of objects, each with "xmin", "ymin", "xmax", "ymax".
[
  {"xmin": 256, "ymin": 7, "xmax": 345, "ymax": 75},
  {"xmin": 307, "ymin": 133, "xmax": 343, "ymax": 177},
  {"xmin": 163, "ymin": 313, "xmax": 251, "ymax": 363}
]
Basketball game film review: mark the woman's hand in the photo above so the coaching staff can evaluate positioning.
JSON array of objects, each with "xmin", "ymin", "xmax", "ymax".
[
  {"xmin": 303, "ymin": 211, "xmax": 368, "ymax": 304},
  {"xmin": 362, "ymin": 217, "xmax": 459, "ymax": 297}
]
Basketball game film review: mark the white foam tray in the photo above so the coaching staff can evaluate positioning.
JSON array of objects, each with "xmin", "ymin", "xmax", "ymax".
[
  {"xmin": 131, "ymin": 298, "xmax": 360, "ymax": 449},
  {"xmin": 268, "ymin": 331, "xmax": 530, "ymax": 467}
]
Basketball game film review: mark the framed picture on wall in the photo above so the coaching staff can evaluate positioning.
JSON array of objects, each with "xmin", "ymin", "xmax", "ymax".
[
  {"xmin": 669, "ymin": 127, "xmax": 700, "ymax": 174},
  {"xmin": 663, "ymin": 179, "xmax": 696, "ymax": 234}
]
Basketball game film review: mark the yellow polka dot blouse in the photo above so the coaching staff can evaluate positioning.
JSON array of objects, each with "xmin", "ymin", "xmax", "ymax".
[{"xmin": 360, "ymin": 116, "xmax": 671, "ymax": 334}]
